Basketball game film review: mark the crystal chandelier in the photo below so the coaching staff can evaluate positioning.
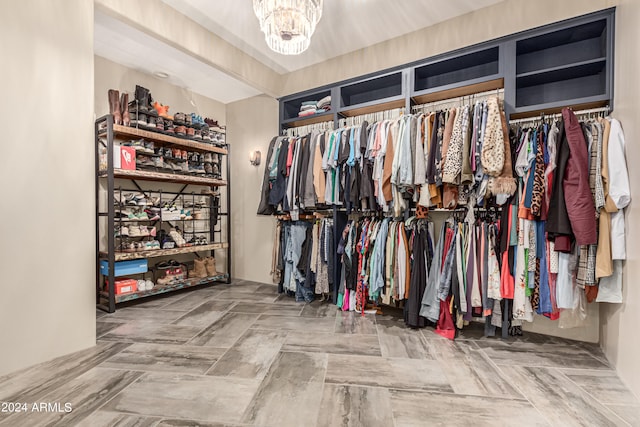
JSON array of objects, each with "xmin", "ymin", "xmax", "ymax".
[{"xmin": 253, "ymin": 0, "xmax": 323, "ymax": 55}]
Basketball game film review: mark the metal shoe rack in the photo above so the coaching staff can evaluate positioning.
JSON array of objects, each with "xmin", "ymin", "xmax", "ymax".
[{"xmin": 95, "ymin": 114, "xmax": 232, "ymax": 313}]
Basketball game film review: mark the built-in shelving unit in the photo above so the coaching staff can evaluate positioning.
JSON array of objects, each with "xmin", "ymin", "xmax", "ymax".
[{"xmin": 278, "ymin": 8, "xmax": 614, "ymax": 131}]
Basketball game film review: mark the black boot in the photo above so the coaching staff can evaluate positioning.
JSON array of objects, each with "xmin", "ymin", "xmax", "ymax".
[{"xmin": 134, "ymin": 85, "xmax": 150, "ymax": 113}]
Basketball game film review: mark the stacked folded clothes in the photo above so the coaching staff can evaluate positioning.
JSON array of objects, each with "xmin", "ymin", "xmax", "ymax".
[{"xmin": 298, "ymin": 96, "xmax": 332, "ymax": 117}]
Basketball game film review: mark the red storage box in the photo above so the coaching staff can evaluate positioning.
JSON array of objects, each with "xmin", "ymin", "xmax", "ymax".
[{"xmin": 105, "ymin": 278, "xmax": 138, "ymax": 295}]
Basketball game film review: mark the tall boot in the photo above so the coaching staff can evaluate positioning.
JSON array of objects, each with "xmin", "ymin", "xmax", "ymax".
[
  {"xmin": 204, "ymin": 257, "xmax": 217, "ymax": 277},
  {"xmin": 120, "ymin": 93, "xmax": 130, "ymax": 127},
  {"xmin": 108, "ymin": 89, "xmax": 122, "ymax": 125},
  {"xmin": 134, "ymin": 85, "xmax": 150, "ymax": 113}
]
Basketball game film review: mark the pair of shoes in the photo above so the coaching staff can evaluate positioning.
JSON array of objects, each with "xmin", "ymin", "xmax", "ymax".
[
  {"xmin": 153, "ymin": 101, "xmax": 173, "ymax": 120},
  {"xmin": 128, "ymin": 85, "xmax": 154, "ymax": 116},
  {"xmin": 116, "ymin": 226, "xmax": 130, "ymax": 237},
  {"xmin": 144, "ymin": 240, "xmax": 160, "ymax": 250},
  {"xmin": 136, "ymin": 279, "xmax": 155, "ymax": 291},
  {"xmin": 169, "ymin": 227, "xmax": 187, "ymax": 247}
]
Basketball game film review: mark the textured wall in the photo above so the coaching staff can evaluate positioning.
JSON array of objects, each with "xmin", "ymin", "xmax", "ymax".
[
  {"xmin": 226, "ymin": 95, "xmax": 279, "ymax": 283},
  {"xmin": 0, "ymin": 0, "xmax": 96, "ymax": 376},
  {"xmin": 599, "ymin": 0, "xmax": 640, "ymax": 400}
]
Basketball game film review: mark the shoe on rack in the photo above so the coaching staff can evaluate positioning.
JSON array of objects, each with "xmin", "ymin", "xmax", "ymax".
[
  {"xmin": 145, "ymin": 280, "xmax": 155, "ymax": 290},
  {"xmin": 175, "ymin": 125, "xmax": 186, "ymax": 136},
  {"xmin": 137, "ymin": 279, "xmax": 146, "ymax": 291},
  {"xmin": 153, "ymin": 101, "xmax": 173, "ymax": 120},
  {"xmin": 174, "ymin": 112, "xmax": 186, "ymax": 125},
  {"xmin": 121, "ymin": 92, "xmax": 130, "ymax": 127},
  {"xmin": 185, "ymin": 114, "xmax": 192, "ymax": 126},
  {"xmin": 147, "ymin": 115, "xmax": 157, "ymax": 128},
  {"xmin": 129, "ymin": 226, "xmax": 142, "ymax": 237},
  {"xmin": 169, "ymin": 227, "xmax": 187, "ymax": 247},
  {"xmin": 156, "ymin": 117, "xmax": 165, "ymax": 132},
  {"xmin": 108, "ymin": 89, "xmax": 122, "ymax": 125},
  {"xmin": 194, "ymin": 129, "xmax": 202, "ymax": 140},
  {"xmin": 149, "ymin": 226, "xmax": 157, "ymax": 237},
  {"xmin": 190, "ymin": 258, "xmax": 208, "ymax": 279},
  {"xmin": 186, "ymin": 127, "xmax": 195, "ymax": 138},
  {"xmin": 134, "ymin": 85, "xmax": 151, "ymax": 113},
  {"xmin": 204, "ymin": 256, "xmax": 217, "ymax": 277},
  {"xmin": 144, "ymin": 141, "xmax": 155, "ymax": 154}
]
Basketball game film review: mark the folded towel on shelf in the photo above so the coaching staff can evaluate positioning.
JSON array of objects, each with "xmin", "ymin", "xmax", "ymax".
[
  {"xmin": 316, "ymin": 95, "xmax": 331, "ymax": 109},
  {"xmin": 298, "ymin": 109, "xmax": 318, "ymax": 117},
  {"xmin": 301, "ymin": 100, "xmax": 318, "ymax": 107},
  {"xmin": 300, "ymin": 104, "xmax": 317, "ymax": 111}
]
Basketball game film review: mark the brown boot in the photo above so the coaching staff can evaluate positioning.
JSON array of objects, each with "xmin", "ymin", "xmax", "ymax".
[
  {"xmin": 120, "ymin": 92, "xmax": 130, "ymax": 127},
  {"xmin": 108, "ymin": 89, "xmax": 122, "ymax": 125},
  {"xmin": 190, "ymin": 258, "xmax": 207, "ymax": 279},
  {"xmin": 204, "ymin": 257, "xmax": 217, "ymax": 277}
]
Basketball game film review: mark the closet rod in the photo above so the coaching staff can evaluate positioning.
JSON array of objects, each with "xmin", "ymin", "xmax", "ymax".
[
  {"xmin": 412, "ymin": 88, "xmax": 505, "ymax": 113},
  {"xmin": 338, "ymin": 107, "xmax": 405, "ymax": 128},
  {"xmin": 284, "ymin": 120, "xmax": 334, "ymax": 137},
  {"xmin": 508, "ymin": 106, "xmax": 610, "ymax": 125}
]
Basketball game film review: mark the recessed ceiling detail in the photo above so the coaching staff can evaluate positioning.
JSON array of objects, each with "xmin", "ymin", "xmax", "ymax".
[
  {"xmin": 94, "ymin": 10, "xmax": 262, "ymax": 104},
  {"xmin": 162, "ymin": 0, "xmax": 503, "ymax": 73}
]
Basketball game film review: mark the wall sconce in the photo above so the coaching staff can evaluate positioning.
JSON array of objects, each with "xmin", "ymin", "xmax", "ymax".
[{"xmin": 249, "ymin": 150, "xmax": 261, "ymax": 166}]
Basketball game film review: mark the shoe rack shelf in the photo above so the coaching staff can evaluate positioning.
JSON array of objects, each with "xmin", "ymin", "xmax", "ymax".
[
  {"xmin": 101, "ymin": 169, "xmax": 227, "ymax": 186},
  {"xmin": 95, "ymin": 114, "xmax": 232, "ymax": 313},
  {"xmin": 100, "ymin": 124, "xmax": 228, "ymax": 155},
  {"xmin": 100, "ymin": 242, "xmax": 230, "ymax": 262},
  {"xmin": 100, "ymin": 273, "xmax": 230, "ymax": 304}
]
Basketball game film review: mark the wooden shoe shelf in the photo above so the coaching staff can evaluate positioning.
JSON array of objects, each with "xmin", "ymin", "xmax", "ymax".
[{"xmin": 95, "ymin": 114, "xmax": 232, "ymax": 313}]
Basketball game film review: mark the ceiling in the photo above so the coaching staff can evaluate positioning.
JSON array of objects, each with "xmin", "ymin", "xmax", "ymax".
[
  {"xmin": 94, "ymin": 10, "xmax": 262, "ymax": 104},
  {"xmin": 95, "ymin": 0, "xmax": 503, "ymax": 104},
  {"xmin": 161, "ymin": 0, "xmax": 503, "ymax": 74}
]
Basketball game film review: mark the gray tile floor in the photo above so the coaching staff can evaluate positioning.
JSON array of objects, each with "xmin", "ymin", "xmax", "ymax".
[{"xmin": 1, "ymin": 280, "xmax": 638, "ymax": 427}]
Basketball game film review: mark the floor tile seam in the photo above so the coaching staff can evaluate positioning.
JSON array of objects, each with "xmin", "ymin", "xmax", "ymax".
[
  {"xmin": 96, "ymin": 363, "xmax": 218, "ymax": 377},
  {"xmin": 0, "ymin": 342, "xmax": 134, "ymax": 403},
  {"xmin": 183, "ymin": 304, "xmax": 254, "ymax": 345},
  {"xmin": 277, "ymin": 346, "xmax": 383, "ymax": 357},
  {"xmin": 385, "ymin": 385, "xmax": 534, "ymax": 402},
  {"xmin": 550, "ymin": 366, "xmax": 634, "ymax": 426},
  {"xmin": 202, "ymin": 321, "xmax": 268, "ymax": 376},
  {"xmin": 16, "ymin": 368, "xmax": 146, "ymax": 427},
  {"xmin": 169, "ymin": 299, "xmax": 238, "ymax": 328},
  {"xmin": 487, "ymin": 359, "xmax": 555, "ymax": 426},
  {"xmin": 94, "ymin": 406, "xmax": 256, "ymax": 426}
]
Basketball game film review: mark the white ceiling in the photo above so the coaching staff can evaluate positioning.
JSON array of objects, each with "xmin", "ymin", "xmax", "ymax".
[
  {"xmin": 95, "ymin": 0, "xmax": 504, "ymax": 103},
  {"xmin": 161, "ymin": 0, "xmax": 503, "ymax": 73},
  {"xmin": 94, "ymin": 10, "xmax": 262, "ymax": 104}
]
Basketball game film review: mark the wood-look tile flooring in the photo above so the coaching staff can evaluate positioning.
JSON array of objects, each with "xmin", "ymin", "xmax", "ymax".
[{"xmin": 1, "ymin": 280, "xmax": 638, "ymax": 427}]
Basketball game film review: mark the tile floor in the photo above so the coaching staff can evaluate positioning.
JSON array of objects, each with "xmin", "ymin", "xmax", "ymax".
[{"xmin": 1, "ymin": 280, "xmax": 638, "ymax": 427}]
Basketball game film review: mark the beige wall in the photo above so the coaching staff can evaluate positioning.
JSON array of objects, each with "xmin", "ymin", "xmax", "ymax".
[
  {"xmin": 0, "ymin": 0, "xmax": 95, "ymax": 376},
  {"xmin": 226, "ymin": 95, "xmax": 278, "ymax": 283},
  {"xmin": 95, "ymin": 55, "xmax": 226, "ymax": 122},
  {"xmin": 281, "ymin": 0, "xmax": 615, "ymax": 95},
  {"xmin": 600, "ymin": 0, "xmax": 640, "ymax": 400}
]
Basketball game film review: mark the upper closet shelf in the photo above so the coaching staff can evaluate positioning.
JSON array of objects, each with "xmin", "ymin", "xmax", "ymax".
[
  {"xmin": 100, "ymin": 125, "xmax": 228, "ymax": 154},
  {"xmin": 281, "ymin": 110, "xmax": 334, "ymax": 128},
  {"xmin": 516, "ymin": 57, "xmax": 606, "ymax": 79}
]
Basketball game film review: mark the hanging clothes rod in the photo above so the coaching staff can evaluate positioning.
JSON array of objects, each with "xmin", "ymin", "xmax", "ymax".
[
  {"xmin": 412, "ymin": 88, "xmax": 505, "ymax": 113},
  {"xmin": 508, "ymin": 106, "xmax": 610, "ymax": 125},
  {"xmin": 338, "ymin": 107, "xmax": 405, "ymax": 128},
  {"xmin": 284, "ymin": 120, "xmax": 334, "ymax": 137}
]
